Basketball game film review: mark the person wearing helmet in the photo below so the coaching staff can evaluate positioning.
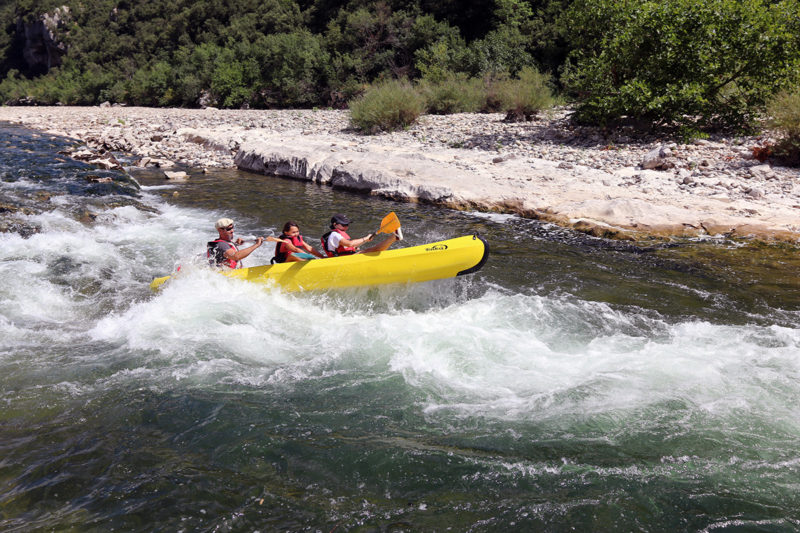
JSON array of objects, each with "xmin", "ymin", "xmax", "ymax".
[{"xmin": 321, "ymin": 213, "xmax": 402, "ymax": 257}]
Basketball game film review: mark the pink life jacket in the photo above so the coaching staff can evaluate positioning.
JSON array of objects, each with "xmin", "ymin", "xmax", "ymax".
[{"xmin": 273, "ymin": 233, "xmax": 306, "ymax": 263}]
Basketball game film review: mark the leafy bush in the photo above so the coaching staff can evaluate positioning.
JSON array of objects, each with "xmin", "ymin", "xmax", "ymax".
[
  {"xmin": 767, "ymin": 88, "xmax": 800, "ymax": 165},
  {"xmin": 0, "ymin": 63, "xmax": 113, "ymax": 105},
  {"xmin": 325, "ymin": 5, "xmax": 427, "ymax": 83},
  {"xmin": 562, "ymin": 0, "xmax": 800, "ymax": 131},
  {"xmin": 497, "ymin": 66, "xmax": 555, "ymax": 121},
  {"xmin": 0, "ymin": 71, "xmax": 34, "ymax": 104},
  {"xmin": 413, "ymin": 33, "xmax": 471, "ymax": 83},
  {"xmin": 349, "ymin": 79, "xmax": 425, "ymax": 133},
  {"xmin": 255, "ymin": 30, "xmax": 330, "ymax": 108},
  {"xmin": 170, "ymin": 43, "xmax": 224, "ymax": 106},
  {"xmin": 481, "ymin": 72, "xmax": 510, "ymax": 113},
  {"xmin": 128, "ymin": 61, "xmax": 177, "ymax": 106},
  {"xmin": 209, "ymin": 50, "xmax": 254, "ymax": 109},
  {"xmin": 463, "ymin": 25, "xmax": 536, "ymax": 78},
  {"xmin": 417, "ymin": 71, "xmax": 484, "ymax": 114}
]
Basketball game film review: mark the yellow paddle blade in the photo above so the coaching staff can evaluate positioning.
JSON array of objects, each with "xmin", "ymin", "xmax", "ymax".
[
  {"xmin": 377, "ymin": 212, "xmax": 400, "ymax": 234},
  {"xmin": 150, "ymin": 275, "xmax": 172, "ymax": 291}
]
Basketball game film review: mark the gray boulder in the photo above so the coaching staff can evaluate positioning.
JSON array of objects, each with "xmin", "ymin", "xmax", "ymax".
[{"xmin": 641, "ymin": 145, "xmax": 675, "ymax": 170}]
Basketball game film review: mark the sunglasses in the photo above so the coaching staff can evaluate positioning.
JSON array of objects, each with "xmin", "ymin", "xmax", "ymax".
[{"xmin": 224, "ymin": 225, "xmax": 234, "ymax": 231}]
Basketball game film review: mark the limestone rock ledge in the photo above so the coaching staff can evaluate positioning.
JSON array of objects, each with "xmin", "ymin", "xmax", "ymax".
[
  {"xmin": 3, "ymin": 104, "xmax": 795, "ymax": 244},
  {"xmin": 224, "ymin": 133, "xmax": 800, "ymax": 242},
  {"xmin": 234, "ymin": 139, "xmax": 458, "ymax": 205},
  {"xmin": 225, "ymin": 138, "xmax": 800, "ymax": 241}
]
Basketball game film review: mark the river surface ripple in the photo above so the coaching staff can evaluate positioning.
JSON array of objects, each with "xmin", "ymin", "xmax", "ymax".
[{"xmin": 1, "ymin": 122, "xmax": 799, "ymax": 532}]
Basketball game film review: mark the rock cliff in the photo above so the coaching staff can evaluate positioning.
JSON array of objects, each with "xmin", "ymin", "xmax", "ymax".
[{"xmin": 16, "ymin": 6, "xmax": 69, "ymax": 76}]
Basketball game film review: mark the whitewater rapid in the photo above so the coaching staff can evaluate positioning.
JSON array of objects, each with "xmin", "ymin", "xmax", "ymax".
[{"xmin": 2, "ymin": 123, "xmax": 799, "ymax": 530}]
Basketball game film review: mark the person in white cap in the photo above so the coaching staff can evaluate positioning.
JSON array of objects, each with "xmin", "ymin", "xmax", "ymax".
[{"xmin": 207, "ymin": 217, "xmax": 264, "ymax": 269}]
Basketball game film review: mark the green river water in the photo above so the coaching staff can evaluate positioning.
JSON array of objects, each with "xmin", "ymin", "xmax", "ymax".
[{"xmin": 1, "ymin": 123, "xmax": 799, "ymax": 532}]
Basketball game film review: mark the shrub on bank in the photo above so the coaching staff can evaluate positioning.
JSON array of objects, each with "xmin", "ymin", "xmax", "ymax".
[
  {"xmin": 417, "ymin": 72, "xmax": 485, "ymax": 114},
  {"xmin": 0, "ymin": 64, "xmax": 110, "ymax": 105},
  {"xmin": 481, "ymin": 72, "xmax": 510, "ymax": 113},
  {"xmin": 561, "ymin": 0, "xmax": 800, "ymax": 132},
  {"xmin": 349, "ymin": 79, "xmax": 425, "ymax": 133},
  {"xmin": 767, "ymin": 88, "xmax": 800, "ymax": 165},
  {"xmin": 497, "ymin": 66, "xmax": 555, "ymax": 121}
]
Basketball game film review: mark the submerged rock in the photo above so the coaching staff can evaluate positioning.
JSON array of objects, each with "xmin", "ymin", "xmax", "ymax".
[{"xmin": 164, "ymin": 170, "xmax": 188, "ymax": 180}]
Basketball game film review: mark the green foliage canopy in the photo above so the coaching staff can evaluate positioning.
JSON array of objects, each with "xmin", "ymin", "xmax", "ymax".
[
  {"xmin": 561, "ymin": 0, "xmax": 800, "ymax": 131},
  {"xmin": 1, "ymin": 0, "xmax": 799, "ymax": 136},
  {"xmin": 1, "ymin": 0, "xmax": 569, "ymax": 110}
]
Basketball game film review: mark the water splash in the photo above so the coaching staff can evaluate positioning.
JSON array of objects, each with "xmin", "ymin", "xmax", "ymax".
[{"xmin": 2, "ymin": 123, "xmax": 800, "ymax": 531}]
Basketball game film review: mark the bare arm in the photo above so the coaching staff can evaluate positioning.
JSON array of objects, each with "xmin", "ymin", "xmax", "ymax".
[
  {"xmin": 225, "ymin": 237, "xmax": 263, "ymax": 261},
  {"xmin": 338, "ymin": 233, "xmax": 374, "ymax": 248},
  {"xmin": 282, "ymin": 240, "xmax": 303, "ymax": 254},
  {"xmin": 302, "ymin": 240, "xmax": 326, "ymax": 258}
]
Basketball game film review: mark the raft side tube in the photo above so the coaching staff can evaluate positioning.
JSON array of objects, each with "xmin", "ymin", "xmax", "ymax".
[{"xmin": 456, "ymin": 234, "xmax": 489, "ymax": 276}]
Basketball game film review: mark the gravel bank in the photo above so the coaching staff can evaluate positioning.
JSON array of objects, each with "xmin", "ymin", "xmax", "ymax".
[{"xmin": 1, "ymin": 106, "xmax": 798, "ymax": 242}]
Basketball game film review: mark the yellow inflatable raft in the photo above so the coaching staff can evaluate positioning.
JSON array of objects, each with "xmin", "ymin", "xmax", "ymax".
[{"xmin": 150, "ymin": 234, "xmax": 489, "ymax": 292}]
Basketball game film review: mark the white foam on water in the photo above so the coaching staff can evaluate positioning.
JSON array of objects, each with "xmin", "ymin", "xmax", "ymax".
[
  {"xmin": 0, "ymin": 200, "xmax": 232, "ymax": 349},
  {"xmin": 0, "ymin": 315, "xmax": 38, "ymax": 350},
  {"xmin": 371, "ymin": 292, "xmax": 800, "ymax": 426},
  {"xmin": 74, "ymin": 253, "xmax": 800, "ymax": 437},
  {"xmin": 466, "ymin": 211, "xmax": 519, "ymax": 224},
  {"xmin": 0, "ymin": 228, "xmax": 87, "ymax": 337},
  {"xmin": 3, "ymin": 182, "xmax": 799, "ymax": 437},
  {"xmin": 139, "ymin": 184, "xmax": 179, "ymax": 190},
  {"xmin": 87, "ymin": 268, "xmax": 349, "ymax": 388}
]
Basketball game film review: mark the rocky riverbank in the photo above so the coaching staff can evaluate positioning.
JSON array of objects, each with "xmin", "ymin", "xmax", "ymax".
[{"xmin": 1, "ymin": 105, "xmax": 798, "ymax": 242}]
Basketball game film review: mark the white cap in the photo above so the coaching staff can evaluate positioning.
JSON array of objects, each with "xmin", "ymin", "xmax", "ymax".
[{"xmin": 215, "ymin": 217, "xmax": 234, "ymax": 229}]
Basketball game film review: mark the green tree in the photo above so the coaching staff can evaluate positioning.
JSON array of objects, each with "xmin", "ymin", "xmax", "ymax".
[
  {"xmin": 562, "ymin": 0, "xmax": 800, "ymax": 131},
  {"xmin": 494, "ymin": 0, "xmax": 534, "ymax": 29},
  {"xmin": 210, "ymin": 47, "xmax": 254, "ymax": 108},
  {"xmin": 129, "ymin": 60, "xmax": 176, "ymax": 106},
  {"xmin": 324, "ymin": 3, "xmax": 430, "ymax": 83},
  {"xmin": 171, "ymin": 42, "xmax": 224, "ymax": 106},
  {"xmin": 0, "ymin": 0, "xmax": 576, "ymax": 108},
  {"xmin": 255, "ymin": 30, "xmax": 330, "ymax": 107},
  {"xmin": 412, "ymin": 17, "xmax": 470, "ymax": 82},
  {"xmin": 464, "ymin": 24, "xmax": 536, "ymax": 77},
  {"xmin": 0, "ymin": 3, "xmax": 16, "ymax": 77}
]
